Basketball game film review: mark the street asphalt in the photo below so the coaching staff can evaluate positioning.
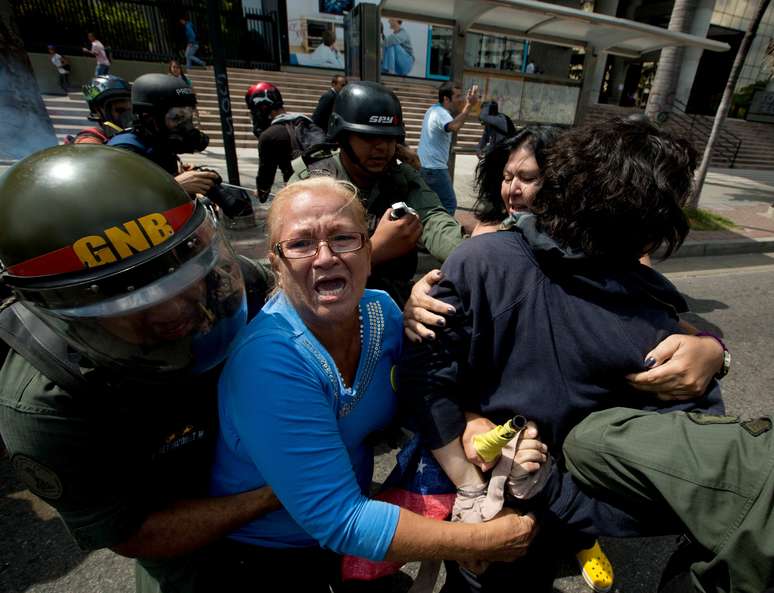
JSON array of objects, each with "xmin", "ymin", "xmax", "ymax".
[{"xmin": 2, "ymin": 252, "xmax": 774, "ymax": 593}]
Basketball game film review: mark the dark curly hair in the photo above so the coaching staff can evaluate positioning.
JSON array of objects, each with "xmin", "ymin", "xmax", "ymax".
[
  {"xmin": 531, "ymin": 117, "xmax": 696, "ymax": 261},
  {"xmin": 473, "ymin": 126, "xmax": 563, "ymax": 224}
]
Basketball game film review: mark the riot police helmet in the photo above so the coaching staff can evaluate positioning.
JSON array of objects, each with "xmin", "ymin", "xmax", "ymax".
[
  {"xmin": 131, "ymin": 73, "xmax": 206, "ymax": 152},
  {"xmin": 327, "ymin": 81, "xmax": 405, "ymax": 142},
  {"xmin": 82, "ymin": 75, "xmax": 132, "ymax": 126},
  {"xmin": 0, "ymin": 145, "xmax": 247, "ymax": 376}
]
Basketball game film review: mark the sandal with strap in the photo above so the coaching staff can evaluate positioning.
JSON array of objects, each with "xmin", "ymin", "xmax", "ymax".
[{"xmin": 577, "ymin": 540, "xmax": 614, "ymax": 593}]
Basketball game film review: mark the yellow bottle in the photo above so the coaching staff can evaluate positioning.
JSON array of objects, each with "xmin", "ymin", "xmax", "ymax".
[{"xmin": 472, "ymin": 414, "xmax": 527, "ymax": 463}]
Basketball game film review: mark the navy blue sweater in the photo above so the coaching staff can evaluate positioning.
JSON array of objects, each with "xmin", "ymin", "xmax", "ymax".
[{"xmin": 399, "ymin": 216, "xmax": 723, "ymax": 536}]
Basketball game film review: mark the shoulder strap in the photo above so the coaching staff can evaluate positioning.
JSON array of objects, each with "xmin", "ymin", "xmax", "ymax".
[
  {"xmin": 74, "ymin": 127, "xmax": 109, "ymax": 144},
  {"xmin": 0, "ymin": 303, "xmax": 89, "ymax": 394},
  {"xmin": 283, "ymin": 121, "xmax": 304, "ymax": 157}
]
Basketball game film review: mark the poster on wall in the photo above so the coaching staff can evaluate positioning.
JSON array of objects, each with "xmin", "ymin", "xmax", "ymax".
[
  {"xmin": 287, "ymin": 0, "xmax": 353, "ymax": 68},
  {"xmin": 285, "ymin": 0, "xmax": 433, "ymax": 78},
  {"xmin": 380, "ymin": 17, "xmax": 428, "ymax": 78}
]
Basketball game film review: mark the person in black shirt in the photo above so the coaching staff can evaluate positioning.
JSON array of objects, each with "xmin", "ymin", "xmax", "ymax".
[{"xmin": 312, "ymin": 75, "xmax": 347, "ymax": 132}]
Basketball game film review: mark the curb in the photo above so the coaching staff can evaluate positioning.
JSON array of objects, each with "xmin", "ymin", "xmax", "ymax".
[{"xmin": 664, "ymin": 237, "xmax": 774, "ymax": 259}]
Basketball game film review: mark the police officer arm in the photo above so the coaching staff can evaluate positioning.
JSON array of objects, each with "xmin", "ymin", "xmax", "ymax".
[
  {"xmin": 406, "ymin": 168, "xmax": 466, "ymax": 261},
  {"xmin": 111, "ymin": 488, "xmax": 280, "ymax": 559},
  {"xmin": 174, "ymin": 169, "xmax": 219, "ymax": 196}
]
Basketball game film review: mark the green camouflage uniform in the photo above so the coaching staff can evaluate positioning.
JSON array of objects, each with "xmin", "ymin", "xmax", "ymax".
[{"xmin": 564, "ymin": 407, "xmax": 774, "ymax": 593}]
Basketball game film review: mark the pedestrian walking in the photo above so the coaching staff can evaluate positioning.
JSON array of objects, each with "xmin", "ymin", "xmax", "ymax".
[
  {"xmin": 81, "ymin": 32, "xmax": 110, "ymax": 76},
  {"xmin": 180, "ymin": 15, "xmax": 206, "ymax": 68},
  {"xmin": 47, "ymin": 45, "xmax": 70, "ymax": 94}
]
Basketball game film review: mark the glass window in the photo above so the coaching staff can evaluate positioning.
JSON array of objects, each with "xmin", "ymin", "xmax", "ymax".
[
  {"xmin": 463, "ymin": 32, "xmax": 523, "ymax": 72},
  {"xmin": 429, "ymin": 25, "xmax": 452, "ymax": 78}
]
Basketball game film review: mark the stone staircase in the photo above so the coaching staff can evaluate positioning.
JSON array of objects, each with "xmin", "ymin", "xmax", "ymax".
[
  {"xmin": 41, "ymin": 94, "xmax": 92, "ymax": 144},
  {"xmin": 584, "ymin": 103, "xmax": 774, "ymax": 170},
  {"xmin": 42, "ymin": 67, "xmax": 485, "ymax": 152},
  {"xmin": 185, "ymin": 67, "xmax": 484, "ymax": 151},
  {"xmin": 42, "ymin": 68, "xmax": 774, "ymax": 170}
]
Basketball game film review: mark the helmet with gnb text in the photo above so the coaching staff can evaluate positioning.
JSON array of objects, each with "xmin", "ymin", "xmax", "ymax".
[
  {"xmin": 327, "ymin": 81, "xmax": 405, "ymax": 141},
  {"xmin": 0, "ymin": 144, "xmax": 247, "ymax": 375}
]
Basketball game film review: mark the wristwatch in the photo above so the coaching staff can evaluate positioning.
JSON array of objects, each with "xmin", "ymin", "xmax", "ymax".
[
  {"xmin": 716, "ymin": 348, "xmax": 731, "ymax": 379},
  {"xmin": 696, "ymin": 332, "xmax": 731, "ymax": 379}
]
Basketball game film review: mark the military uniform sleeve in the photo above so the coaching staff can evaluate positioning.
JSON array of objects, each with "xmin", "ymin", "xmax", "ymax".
[
  {"xmin": 400, "ymin": 164, "xmax": 465, "ymax": 261},
  {"xmin": 0, "ymin": 352, "xmax": 147, "ymax": 550},
  {"xmin": 398, "ymin": 240, "xmax": 483, "ymax": 449}
]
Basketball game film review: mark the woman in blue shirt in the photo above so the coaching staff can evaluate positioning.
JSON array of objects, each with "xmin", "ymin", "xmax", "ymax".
[{"xmin": 208, "ymin": 176, "xmax": 536, "ymax": 591}]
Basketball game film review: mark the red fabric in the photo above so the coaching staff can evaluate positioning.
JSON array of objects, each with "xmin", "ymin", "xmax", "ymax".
[{"xmin": 341, "ymin": 490, "xmax": 455, "ymax": 581}]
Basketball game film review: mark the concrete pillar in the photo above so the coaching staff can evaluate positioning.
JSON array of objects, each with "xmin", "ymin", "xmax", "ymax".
[
  {"xmin": 0, "ymin": 0, "xmax": 57, "ymax": 160},
  {"xmin": 675, "ymin": 0, "xmax": 718, "ymax": 105},
  {"xmin": 575, "ymin": 46, "xmax": 600, "ymax": 123},
  {"xmin": 606, "ymin": 56, "xmax": 629, "ymax": 103},
  {"xmin": 588, "ymin": 0, "xmax": 620, "ymax": 103},
  {"xmin": 451, "ymin": 21, "xmax": 466, "ymax": 84}
]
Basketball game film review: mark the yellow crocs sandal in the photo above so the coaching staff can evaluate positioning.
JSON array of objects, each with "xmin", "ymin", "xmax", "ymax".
[{"xmin": 577, "ymin": 540, "xmax": 614, "ymax": 593}]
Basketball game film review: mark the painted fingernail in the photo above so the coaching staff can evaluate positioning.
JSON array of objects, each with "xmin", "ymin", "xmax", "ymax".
[
  {"xmin": 436, "ymin": 318, "xmax": 446, "ymax": 327},
  {"xmin": 644, "ymin": 357, "xmax": 657, "ymax": 367},
  {"xmin": 428, "ymin": 332, "xmax": 435, "ymax": 340},
  {"xmin": 447, "ymin": 306, "xmax": 456, "ymax": 314}
]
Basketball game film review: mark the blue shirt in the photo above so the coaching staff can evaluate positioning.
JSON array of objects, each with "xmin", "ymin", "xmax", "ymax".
[
  {"xmin": 211, "ymin": 289, "xmax": 402, "ymax": 560},
  {"xmin": 185, "ymin": 21, "xmax": 197, "ymax": 44},
  {"xmin": 418, "ymin": 103, "xmax": 453, "ymax": 169}
]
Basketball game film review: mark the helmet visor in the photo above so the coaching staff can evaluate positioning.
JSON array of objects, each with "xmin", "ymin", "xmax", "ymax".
[{"xmin": 29, "ymin": 226, "xmax": 247, "ymax": 375}]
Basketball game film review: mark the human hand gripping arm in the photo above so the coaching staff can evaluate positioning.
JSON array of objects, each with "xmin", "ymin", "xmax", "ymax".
[
  {"xmin": 626, "ymin": 327, "xmax": 725, "ymax": 399},
  {"xmin": 403, "ymin": 270, "xmax": 456, "ymax": 342}
]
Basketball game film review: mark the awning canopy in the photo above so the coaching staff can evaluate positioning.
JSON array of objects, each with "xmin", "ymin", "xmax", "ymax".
[{"xmin": 379, "ymin": 0, "xmax": 730, "ymax": 57}]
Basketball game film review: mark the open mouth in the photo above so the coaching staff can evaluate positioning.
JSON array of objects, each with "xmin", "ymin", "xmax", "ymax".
[
  {"xmin": 507, "ymin": 200, "xmax": 529, "ymax": 215},
  {"xmin": 314, "ymin": 276, "xmax": 347, "ymax": 300}
]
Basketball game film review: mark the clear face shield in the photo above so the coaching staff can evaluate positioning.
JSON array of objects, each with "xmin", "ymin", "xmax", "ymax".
[{"xmin": 26, "ymin": 213, "xmax": 247, "ymax": 376}]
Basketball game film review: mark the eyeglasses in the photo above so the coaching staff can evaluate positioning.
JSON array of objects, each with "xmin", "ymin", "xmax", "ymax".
[{"xmin": 273, "ymin": 232, "xmax": 366, "ymax": 259}]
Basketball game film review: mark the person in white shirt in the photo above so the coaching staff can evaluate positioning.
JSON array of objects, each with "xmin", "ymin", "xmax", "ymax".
[
  {"xmin": 82, "ymin": 33, "xmax": 111, "ymax": 76},
  {"xmin": 47, "ymin": 45, "xmax": 70, "ymax": 94},
  {"xmin": 309, "ymin": 30, "xmax": 344, "ymax": 69},
  {"xmin": 417, "ymin": 81, "xmax": 479, "ymax": 214}
]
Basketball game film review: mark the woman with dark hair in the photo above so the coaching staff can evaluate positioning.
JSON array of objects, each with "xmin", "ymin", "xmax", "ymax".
[
  {"xmin": 472, "ymin": 125, "xmax": 562, "ymax": 235},
  {"xmin": 399, "ymin": 117, "xmax": 730, "ymax": 593}
]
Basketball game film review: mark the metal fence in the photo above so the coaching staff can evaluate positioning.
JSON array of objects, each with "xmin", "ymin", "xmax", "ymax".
[{"xmin": 12, "ymin": 0, "xmax": 280, "ymax": 70}]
